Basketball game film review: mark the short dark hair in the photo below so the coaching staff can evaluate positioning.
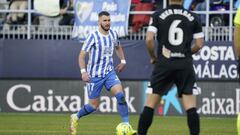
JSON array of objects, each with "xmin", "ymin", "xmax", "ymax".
[{"xmin": 98, "ymin": 11, "xmax": 110, "ymax": 17}]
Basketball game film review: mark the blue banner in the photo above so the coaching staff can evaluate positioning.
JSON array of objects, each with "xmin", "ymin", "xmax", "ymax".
[
  {"xmin": 0, "ymin": 40, "xmax": 237, "ymax": 81},
  {"xmin": 193, "ymin": 41, "xmax": 237, "ymax": 80},
  {"xmin": 72, "ymin": 0, "xmax": 131, "ymax": 40}
]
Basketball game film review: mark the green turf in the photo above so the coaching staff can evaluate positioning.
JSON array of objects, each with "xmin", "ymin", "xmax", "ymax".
[{"xmin": 0, "ymin": 113, "xmax": 237, "ymax": 135}]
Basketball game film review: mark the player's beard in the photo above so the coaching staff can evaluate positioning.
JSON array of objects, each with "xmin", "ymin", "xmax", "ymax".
[{"xmin": 100, "ymin": 24, "xmax": 110, "ymax": 32}]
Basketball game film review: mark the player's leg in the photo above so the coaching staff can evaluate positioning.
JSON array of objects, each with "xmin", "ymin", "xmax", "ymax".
[
  {"xmin": 138, "ymin": 67, "xmax": 173, "ymax": 135},
  {"xmin": 182, "ymin": 94, "xmax": 199, "ymax": 135},
  {"xmin": 75, "ymin": 78, "xmax": 104, "ymax": 118},
  {"xmin": 76, "ymin": 98, "xmax": 99, "ymax": 118},
  {"xmin": 238, "ymin": 112, "xmax": 240, "ymax": 134},
  {"xmin": 105, "ymin": 71, "xmax": 129, "ymax": 123},
  {"xmin": 69, "ymin": 98, "xmax": 99, "ymax": 135},
  {"xmin": 105, "ymin": 71, "xmax": 136, "ymax": 134},
  {"xmin": 176, "ymin": 68, "xmax": 200, "ymax": 135},
  {"xmin": 69, "ymin": 77, "xmax": 103, "ymax": 135},
  {"xmin": 137, "ymin": 93, "xmax": 160, "ymax": 135},
  {"xmin": 111, "ymin": 84, "xmax": 129, "ymax": 122}
]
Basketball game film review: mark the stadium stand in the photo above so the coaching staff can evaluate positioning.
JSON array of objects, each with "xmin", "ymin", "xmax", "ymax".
[
  {"xmin": 5, "ymin": 0, "xmax": 28, "ymax": 25},
  {"xmin": 131, "ymin": 2, "xmax": 154, "ymax": 32},
  {"xmin": 0, "ymin": 0, "xmax": 8, "ymax": 23},
  {"xmin": 58, "ymin": 0, "xmax": 74, "ymax": 26},
  {"xmin": 0, "ymin": 0, "xmax": 238, "ymax": 41},
  {"xmin": 34, "ymin": 0, "xmax": 61, "ymax": 26}
]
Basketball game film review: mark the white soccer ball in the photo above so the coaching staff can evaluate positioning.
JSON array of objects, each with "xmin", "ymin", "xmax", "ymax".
[{"xmin": 116, "ymin": 122, "xmax": 133, "ymax": 135}]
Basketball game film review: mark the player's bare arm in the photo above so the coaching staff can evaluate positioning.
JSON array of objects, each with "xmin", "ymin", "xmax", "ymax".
[
  {"xmin": 191, "ymin": 37, "xmax": 204, "ymax": 54},
  {"xmin": 146, "ymin": 31, "xmax": 157, "ymax": 64},
  {"xmin": 79, "ymin": 50, "xmax": 90, "ymax": 82},
  {"xmin": 115, "ymin": 45, "xmax": 126, "ymax": 73},
  {"xmin": 234, "ymin": 24, "xmax": 240, "ymax": 57}
]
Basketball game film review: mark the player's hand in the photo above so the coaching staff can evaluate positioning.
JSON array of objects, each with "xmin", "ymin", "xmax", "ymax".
[
  {"xmin": 81, "ymin": 72, "xmax": 90, "ymax": 82},
  {"xmin": 115, "ymin": 63, "xmax": 126, "ymax": 73},
  {"xmin": 162, "ymin": 46, "xmax": 171, "ymax": 59},
  {"xmin": 150, "ymin": 56, "xmax": 157, "ymax": 64}
]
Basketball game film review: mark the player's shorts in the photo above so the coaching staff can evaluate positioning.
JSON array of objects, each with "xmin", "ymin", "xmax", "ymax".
[
  {"xmin": 86, "ymin": 70, "xmax": 121, "ymax": 99},
  {"xmin": 150, "ymin": 65, "xmax": 198, "ymax": 97}
]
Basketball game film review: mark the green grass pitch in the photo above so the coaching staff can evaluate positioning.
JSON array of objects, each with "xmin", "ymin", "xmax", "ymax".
[{"xmin": 0, "ymin": 113, "xmax": 237, "ymax": 135}]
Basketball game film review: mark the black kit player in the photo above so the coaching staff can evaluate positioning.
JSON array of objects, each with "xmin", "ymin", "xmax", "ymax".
[{"xmin": 137, "ymin": 0, "xmax": 204, "ymax": 135}]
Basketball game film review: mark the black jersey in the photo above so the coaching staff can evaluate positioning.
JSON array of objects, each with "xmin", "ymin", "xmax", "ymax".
[{"xmin": 149, "ymin": 4, "xmax": 204, "ymax": 69}]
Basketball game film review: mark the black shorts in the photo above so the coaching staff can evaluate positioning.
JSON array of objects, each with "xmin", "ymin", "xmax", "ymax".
[{"xmin": 150, "ymin": 65, "xmax": 196, "ymax": 97}]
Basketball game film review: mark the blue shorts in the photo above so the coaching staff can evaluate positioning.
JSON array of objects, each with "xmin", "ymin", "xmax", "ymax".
[{"xmin": 86, "ymin": 71, "xmax": 121, "ymax": 99}]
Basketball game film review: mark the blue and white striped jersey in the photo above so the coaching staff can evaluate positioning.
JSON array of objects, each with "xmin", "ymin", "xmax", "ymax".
[{"xmin": 82, "ymin": 29, "xmax": 120, "ymax": 77}]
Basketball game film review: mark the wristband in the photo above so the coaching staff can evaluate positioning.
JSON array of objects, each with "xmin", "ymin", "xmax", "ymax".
[
  {"xmin": 81, "ymin": 68, "xmax": 86, "ymax": 74},
  {"xmin": 121, "ymin": 59, "xmax": 126, "ymax": 64}
]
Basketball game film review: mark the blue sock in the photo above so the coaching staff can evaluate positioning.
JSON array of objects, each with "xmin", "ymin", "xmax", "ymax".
[
  {"xmin": 115, "ymin": 92, "xmax": 129, "ymax": 123},
  {"xmin": 76, "ymin": 104, "xmax": 96, "ymax": 119}
]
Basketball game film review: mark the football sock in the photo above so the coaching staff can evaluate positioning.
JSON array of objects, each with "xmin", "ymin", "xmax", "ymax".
[
  {"xmin": 137, "ymin": 106, "xmax": 154, "ymax": 135},
  {"xmin": 187, "ymin": 107, "xmax": 200, "ymax": 135},
  {"xmin": 76, "ymin": 104, "xmax": 96, "ymax": 119},
  {"xmin": 237, "ymin": 113, "xmax": 240, "ymax": 134},
  {"xmin": 115, "ymin": 92, "xmax": 129, "ymax": 123}
]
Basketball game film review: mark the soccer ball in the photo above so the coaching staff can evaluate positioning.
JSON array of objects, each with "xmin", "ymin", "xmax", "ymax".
[{"xmin": 116, "ymin": 122, "xmax": 133, "ymax": 135}]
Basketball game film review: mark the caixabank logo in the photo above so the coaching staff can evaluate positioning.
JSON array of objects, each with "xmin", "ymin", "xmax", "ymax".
[
  {"xmin": 158, "ymin": 84, "xmax": 201, "ymax": 116},
  {"xmin": 145, "ymin": 82, "xmax": 201, "ymax": 116},
  {"xmin": 158, "ymin": 86, "xmax": 183, "ymax": 116},
  {"xmin": 145, "ymin": 82, "xmax": 183, "ymax": 116},
  {"xmin": 3, "ymin": 83, "xmax": 137, "ymax": 113}
]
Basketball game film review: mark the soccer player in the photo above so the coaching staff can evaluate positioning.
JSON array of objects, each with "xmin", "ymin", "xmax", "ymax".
[
  {"xmin": 137, "ymin": 0, "xmax": 204, "ymax": 135},
  {"xmin": 234, "ymin": 6, "xmax": 240, "ymax": 79},
  {"xmin": 69, "ymin": 11, "xmax": 136, "ymax": 135},
  {"xmin": 234, "ymin": 5, "xmax": 240, "ymax": 135}
]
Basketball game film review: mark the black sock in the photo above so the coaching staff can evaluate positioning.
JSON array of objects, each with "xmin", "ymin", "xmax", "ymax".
[
  {"xmin": 187, "ymin": 108, "xmax": 200, "ymax": 135},
  {"xmin": 137, "ymin": 106, "xmax": 154, "ymax": 135}
]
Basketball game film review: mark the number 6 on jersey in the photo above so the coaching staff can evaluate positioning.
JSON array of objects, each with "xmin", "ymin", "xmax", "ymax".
[{"xmin": 168, "ymin": 20, "xmax": 183, "ymax": 46}]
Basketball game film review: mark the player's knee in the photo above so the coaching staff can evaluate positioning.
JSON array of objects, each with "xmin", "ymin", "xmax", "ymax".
[
  {"xmin": 115, "ymin": 92, "xmax": 126, "ymax": 105},
  {"xmin": 145, "ymin": 99, "xmax": 158, "ymax": 109},
  {"xmin": 89, "ymin": 100, "xmax": 100, "ymax": 109},
  {"xmin": 182, "ymin": 94, "xmax": 197, "ymax": 111}
]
